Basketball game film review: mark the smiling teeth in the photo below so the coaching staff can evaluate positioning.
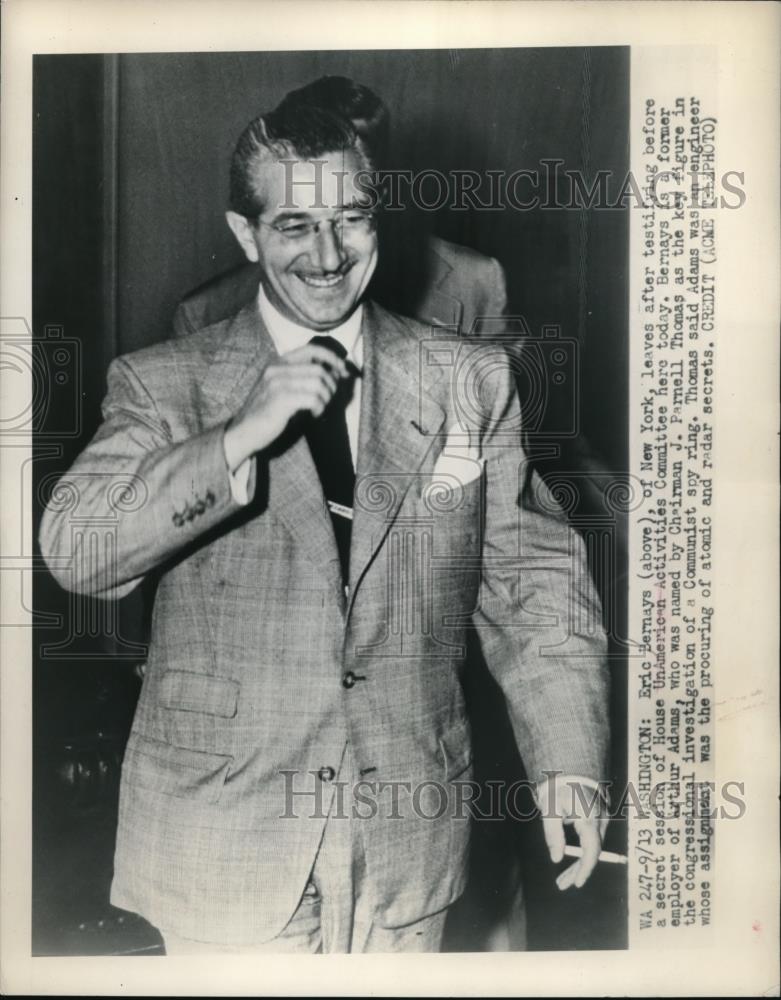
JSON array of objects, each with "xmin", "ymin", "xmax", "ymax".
[{"xmin": 299, "ymin": 274, "xmax": 344, "ymax": 287}]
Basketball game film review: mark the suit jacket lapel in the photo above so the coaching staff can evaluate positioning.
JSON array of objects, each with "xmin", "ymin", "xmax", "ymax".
[
  {"xmin": 200, "ymin": 302, "xmax": 341, "ymax": 586},
  {"xmin": 200, "ymin": 301, "xmax": 271, "ymax": 418},
  {"xmin": 349, "ymin": 302, "xmax": 446, "ymax": 608}
]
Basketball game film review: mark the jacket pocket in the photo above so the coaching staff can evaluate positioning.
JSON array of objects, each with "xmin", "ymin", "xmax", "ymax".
[
  {"xmin": 438, "ymin": 716, "xmax": 474, "ymax": 780},
  {"xmin": 122, "ymin": 731, "xmax": 233, "ymax": 804},
  {"xmin": 158, "ymin": 670, "xmax": 239, "ymax": 718}
]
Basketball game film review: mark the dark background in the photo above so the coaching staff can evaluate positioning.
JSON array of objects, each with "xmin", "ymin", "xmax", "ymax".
[{"xmin": 32, "ymin": 48, "xmax": 629, "ymax": 955}]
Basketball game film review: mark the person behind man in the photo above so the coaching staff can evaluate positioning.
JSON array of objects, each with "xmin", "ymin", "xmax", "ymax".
[
  {"xmin": 172, "ymin": 75, "xmax": 508, "ymax": 338},
  {"xmin": 40, "ymin": 92, "xmax": 609, "ymax": 954}
]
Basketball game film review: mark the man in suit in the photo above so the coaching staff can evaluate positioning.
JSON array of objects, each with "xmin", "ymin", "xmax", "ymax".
[
  {"xmin": 40, "ymin": 94, "xmax": 609, "ymax": 954},
  {"xmin": 173, "ymin": 80, "xmax": 527, "ymax": 953}
]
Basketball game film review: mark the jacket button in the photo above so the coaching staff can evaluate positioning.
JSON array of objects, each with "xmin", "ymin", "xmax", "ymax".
[
  {"xmin": 342, "ymin": 671, "xmax": 366, "ymax": 689},
  {"xmin": 317, "ymin": 766, "xmax": 335, "ymax": 783}
]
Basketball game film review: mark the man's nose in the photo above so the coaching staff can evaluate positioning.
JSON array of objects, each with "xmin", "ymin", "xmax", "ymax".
[{"xmin": 312, "ymin": 222, "xmax": 347, "ymax": 272}]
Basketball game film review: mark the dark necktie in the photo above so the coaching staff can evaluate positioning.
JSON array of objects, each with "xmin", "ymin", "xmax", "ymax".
[{"xmin": 306, "ymin": 335, "xmax": 356, "ymax": 585}]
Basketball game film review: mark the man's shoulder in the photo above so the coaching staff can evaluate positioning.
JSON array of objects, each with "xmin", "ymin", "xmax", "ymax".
[
  {"xmin": 428, "ymin": 235, "xmax": 501, "ymax": 278},
  {"xmin": 174, "ymin": 262, "xmax": 259, "ymax": 336},
  {"xmin": 425, "ymin": 236, "xmax": 507, "ymax": 328},
  {"xmin": 113, "ymin": 315, "xmax": 236, "ymax": 380}
]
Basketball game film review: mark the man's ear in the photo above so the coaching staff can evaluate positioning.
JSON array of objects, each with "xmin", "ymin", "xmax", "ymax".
[{"xmin": 225, "ymin": 211, "xmax": 260, "ymax": 263}]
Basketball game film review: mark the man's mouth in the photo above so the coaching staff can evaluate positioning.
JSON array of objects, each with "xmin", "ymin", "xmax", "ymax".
[
  {"xmin": 294, "ymin": 262, "xmax": 355, "ymax": 290},
  {"xmin": 296, "ymin": 273, "xmax": 346, "ymax": 288}
]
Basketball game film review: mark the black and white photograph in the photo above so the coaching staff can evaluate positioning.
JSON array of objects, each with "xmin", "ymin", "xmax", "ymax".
[
  {"xmin": 1, "ymin": 1, "xmax": 778, "ymax": 995},
  {"xmin": 30, "ymin": 43, "xmax": 629, "ymax": 959}
]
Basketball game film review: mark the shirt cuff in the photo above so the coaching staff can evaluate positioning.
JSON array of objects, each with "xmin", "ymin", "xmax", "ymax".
[
  {"xmin": 221, "ymin": 421, "xmax": 253, "ymax": 507},
  {"xmin": 534, "ymin": 773, "xmax": 611, "ymax": 811},
  {"xmin": 227, "ymin": 456, "xmax": 253, "ymax": 506}
]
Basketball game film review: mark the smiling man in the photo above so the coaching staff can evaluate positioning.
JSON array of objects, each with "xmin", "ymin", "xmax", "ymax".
[{"xmin": 39, "ymin": 94, "xmax": 609, "ymax": 953}]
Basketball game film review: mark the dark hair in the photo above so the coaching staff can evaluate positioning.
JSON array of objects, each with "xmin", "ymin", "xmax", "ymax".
[
  {"xmin": 276, "ymin": 76, "xmax": 390, "ymax": 163},
  {"xmin": 229, "ymin": 102, "xmax": 369, "ymax": 217}
]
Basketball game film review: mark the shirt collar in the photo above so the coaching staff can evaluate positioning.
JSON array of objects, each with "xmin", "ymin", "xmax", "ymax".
[{"xmin": 257, "ymin": 282, "xmax": 364, "ymax": 363}]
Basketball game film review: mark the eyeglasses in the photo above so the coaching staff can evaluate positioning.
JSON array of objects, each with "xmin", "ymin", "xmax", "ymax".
[{"xmin": 256, "ymin": 208, "xmax": 377, "ymax": 243}]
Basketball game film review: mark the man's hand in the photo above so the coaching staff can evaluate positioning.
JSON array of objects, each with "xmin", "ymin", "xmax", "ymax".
[
  {"xmin": 538, "ymin": 777, "xmax": 610, "ymax": 890},
  {"xmin": 224, "ymin": 342, "xmax": 350, "ymax": 470}
]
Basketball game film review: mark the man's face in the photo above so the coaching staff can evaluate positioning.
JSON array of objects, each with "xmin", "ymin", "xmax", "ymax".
[{"xmin": 233, "ymin": 149, "xmax": 378, "ymax": 331}]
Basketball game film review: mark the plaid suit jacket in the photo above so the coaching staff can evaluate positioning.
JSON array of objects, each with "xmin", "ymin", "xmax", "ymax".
[{"xmin": 39, "ymin": 299, "xmax": 608, "ymax": 945}]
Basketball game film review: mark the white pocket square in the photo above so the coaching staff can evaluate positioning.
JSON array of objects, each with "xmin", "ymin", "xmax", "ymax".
[{"xmin": 431, "ymin": 426, "xmax": 484, "ymax": 487}]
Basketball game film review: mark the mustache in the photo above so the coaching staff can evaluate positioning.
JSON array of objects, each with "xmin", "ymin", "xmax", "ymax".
[{"xmin": 293, "ymin": 259, "xmax": 357, "ymax": 278}]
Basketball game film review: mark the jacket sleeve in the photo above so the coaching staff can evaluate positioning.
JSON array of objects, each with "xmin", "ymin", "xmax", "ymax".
[
  {"xmin": 39, "ymin": 354, "xmax": 251, "ymax": 599},
  {"xmin": 467, "ymin": 347, "xmax": 610, "ymax": 785}
]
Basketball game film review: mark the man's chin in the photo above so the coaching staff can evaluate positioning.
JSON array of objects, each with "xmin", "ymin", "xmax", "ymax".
[{"xmin": 290, "ymin": 298, "xmax": 361, "ymax": 330}]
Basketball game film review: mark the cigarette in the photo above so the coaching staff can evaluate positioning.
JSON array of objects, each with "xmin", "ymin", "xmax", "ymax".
[{"xmin": 563, "ymin": 845, "xmax": 627, "ymax": 865}]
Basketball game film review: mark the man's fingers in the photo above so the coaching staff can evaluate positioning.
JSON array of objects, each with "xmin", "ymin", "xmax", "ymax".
[
  {"xmin": 286, "ymin": 343, "xmax": 350, "ymax": 378},
  {"xmin": 294, "ymin": 381, "xmax": 335, "ymax": 417},
  {"xmin": 235, "ymin": 354, "xmax": 351, "ymax": 453},
  {"xmin": 541, "ymin": 816, "xmax": 566, "ymax": 865},
  {"xmin": 555, "ymin": 862, "xmax": 580, "ymax": 892},
  {"xmin": 571, "ymin": 818, "xmax": 602, "ymax": 888},
  {"xmin": 281, "ymin": 365, "xmax": 339, "ymax": 399},
  {"xmin": 546, "ymin": 817, "xmax": 604, "ymax": 891}
]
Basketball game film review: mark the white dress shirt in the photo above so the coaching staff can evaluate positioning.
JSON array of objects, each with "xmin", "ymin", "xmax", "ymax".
[{"xmin": 226, "ymin": 284, "xmax": 364, "ymax": 504}]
